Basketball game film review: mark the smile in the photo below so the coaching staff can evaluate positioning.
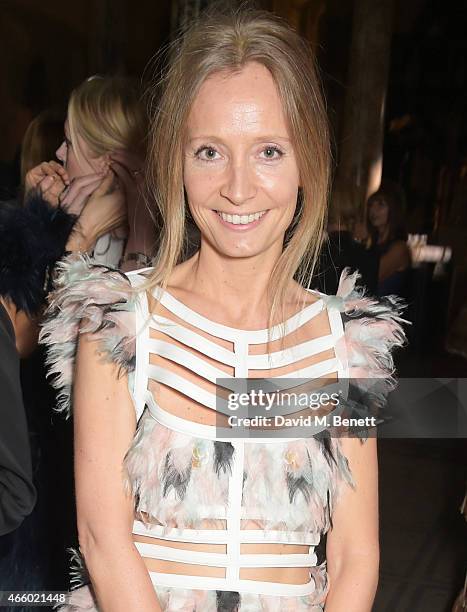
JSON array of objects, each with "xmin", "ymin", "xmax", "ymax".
[{"xmin": 216, "ymin": 210, "xmax": 267, "ymax": 225}]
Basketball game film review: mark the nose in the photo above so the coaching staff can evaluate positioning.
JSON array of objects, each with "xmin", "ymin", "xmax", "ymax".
[
  {"xmin": 220, "ymin": 160, "xmax": 257, "ymax": 206},
  {"xmin": 56, "ymin": 141, "xmax": 66, "ymax": 163}
]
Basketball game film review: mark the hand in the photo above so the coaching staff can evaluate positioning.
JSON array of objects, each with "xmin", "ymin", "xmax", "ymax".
[
  {"xmin": 25, "ymin": 161, "xmax": 70, "ymax": 207},
  {"xmin": 66, "ymin": 171, "xmax": 127, "ymax": 253},
  {"xmin": 60, "ymin": 172, "xmax": 111, "ymax": 216}
]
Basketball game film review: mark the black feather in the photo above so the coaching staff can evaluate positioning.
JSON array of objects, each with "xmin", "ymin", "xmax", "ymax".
[
  {"xmin": 161, "ymin": 451, "xmax": 192, "ymax": 500},
  {"xmin": 0, "ymin": 190, "xmax": 77, "ymax": 315},
  {"xmin": 216, "ymin": 591, "xmax": 241, "ymax": 612},
  {"xmin": 213, "ymin": 441, "xmax": 235, "ymax": 476}
]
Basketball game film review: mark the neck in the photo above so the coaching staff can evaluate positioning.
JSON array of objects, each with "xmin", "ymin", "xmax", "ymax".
[
  {"xmin": 378, "ymin": 226, "xmax": 389, "ymax": 243},
  {"xmin": 186, "ymin": 238, "xmax": 284, "ymax": 314}
]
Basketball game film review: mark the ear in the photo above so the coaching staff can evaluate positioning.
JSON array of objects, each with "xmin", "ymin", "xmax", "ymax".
[{"xmin": 94, "ymin": 153, "xmax": 111, "ymax": 173}]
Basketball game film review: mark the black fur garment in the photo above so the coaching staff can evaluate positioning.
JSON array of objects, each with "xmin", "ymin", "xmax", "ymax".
[{"xmin": 0, "ymin": 190, "xmax": 77, "ymax": 315}]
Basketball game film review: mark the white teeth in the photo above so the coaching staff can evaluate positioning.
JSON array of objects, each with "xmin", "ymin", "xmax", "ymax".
[{"xmin": 217, "ymin": 210, "xmax": 266, "ymax": 225}]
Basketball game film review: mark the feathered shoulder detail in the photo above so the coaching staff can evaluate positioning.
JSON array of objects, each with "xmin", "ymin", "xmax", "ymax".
[
  {"xmin": 320, "ymin": 268, "xmax": 408, "ymax": 423},
  {"xmin": 39, "ymin": 254, "xmax": 137, "ymax": 418}
]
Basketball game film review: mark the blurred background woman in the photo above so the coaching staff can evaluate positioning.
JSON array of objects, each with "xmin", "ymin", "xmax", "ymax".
[
  {"xmin": 366, "ymin": 182, "xmax": 412, "ymax": 297},
  {"xmin": 26, "ymin": 75, "xmax": 154, "ymax": 270}
]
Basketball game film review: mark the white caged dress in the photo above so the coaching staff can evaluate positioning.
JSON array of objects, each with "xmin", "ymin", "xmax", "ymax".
[{"xmin": 40, "ymin": 255, "xmax": 406, "ymax": 611}]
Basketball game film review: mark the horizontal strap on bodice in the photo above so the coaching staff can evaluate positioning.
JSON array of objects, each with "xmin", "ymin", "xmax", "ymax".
[
  {"xmin": 148, "ymin": 316, "xmax": 237, "ymax": 366},
  {"xmin": 147, "ymin": 572, "xmax": 318, "ymax": 596},
  {"xmin": 134, "ymin": 541, "xmax": 317, "ymax": 568},
  {"xmin": 153, "ymin": 286, "xmax": 325, "ymax": 344},
  {"xmin": 273, "ymin": 357, "xmax": 339, "ymax": 379},
  {"xmin": 133, "ymin": 520, "xmax": 321, "ymax": 546},
  {"xmin": 247, "ymin": 334, "xmax": 335, "ymax": 369},
  {"xmin": 148, "ymin": 339, "xmax": 234, "ymax": 384},
  {"xmin": 145, "ymin": 394, "xmax": 335, "ymax": 441},
  {"xmin": 147, "ymin": 358, "xmax": 340, "ymax": 416}
]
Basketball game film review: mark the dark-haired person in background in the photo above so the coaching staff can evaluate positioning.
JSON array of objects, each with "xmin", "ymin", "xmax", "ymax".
[
  {"xmin": 0, "ymin": 191, "xmax": 76, "ymax": 538},
  {"xmin": 0, "ymin": 298, "xmax": 37, "ymax": 537},
  {"xmin": 314, "ymin": 184, "xmax": 379, "ymax": 295},
  {"xmin": 0, "ymin": 167, "xmax": 127, "ymax": 599},
  {"xmin": 366, "ymin": 182, "xmax": 412, "ymax": 297}
]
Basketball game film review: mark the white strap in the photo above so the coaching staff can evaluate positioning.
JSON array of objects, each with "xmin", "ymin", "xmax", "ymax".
[
  {"xmin": 149, "ymin": 316, "xmax": 237, "ymax": 366},
  {"xmin": 153, "ymin": 286, "xmax": 324, "ymax": 344},
  {"xmin": 147, "ymin": 365, "xmax": 234, "ymax": 415},
  {"xmin": 247, "ymin": 333, "xmax": 335, "ymax": 369},
  {"xmin": 148, "ymin": 571, "xmax": 317, "ymax": 596},
  {"xmin": 274, "ymin": 357, "xmax": 338, "ymax": 379},
  {"xmin": 127, "ymin": 274, "xmax": 150, "ymax": 423},
  {"xmin": 146, "ymin": 395, "xmax": 320, "ymax": 442},
  {"xmin": 147, "ymin": 339, "xmax": 233, "ymax": 385},
  {"xmin": 132, "ymin": 520, "xmax": 320, "ymax": 545},
  {"xmin": 134, "ymin": 541, "xmax": 317, "ymax": 568}
]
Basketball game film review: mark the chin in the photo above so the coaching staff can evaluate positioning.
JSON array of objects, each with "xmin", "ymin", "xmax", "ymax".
[{"xmin": 212, "ymin": 237, "xmax": 276, "ymax": 260}]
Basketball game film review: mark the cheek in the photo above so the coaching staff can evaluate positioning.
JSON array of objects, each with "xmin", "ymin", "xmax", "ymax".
[
  {"xmin": 183, "ymin": 165, "xmax": 219, "ymax": 206},
  {"xmin": 257, "ymin": 164, "xmax": 299, "ymax": 212}
]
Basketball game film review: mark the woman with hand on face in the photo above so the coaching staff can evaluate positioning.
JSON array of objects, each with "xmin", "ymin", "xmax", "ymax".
[
  {"xmin": 26, "ymin": 76, "xmax": 154, "ymax": 270},
  {"xmin": 42, "ymin": 8, "xmax": 407, "ymax": 612}
]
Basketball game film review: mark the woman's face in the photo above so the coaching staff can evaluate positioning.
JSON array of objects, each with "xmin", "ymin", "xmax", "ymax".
[
  {"xmin": 183, "ymin": 61, "xmax": 300, "ymax": 260},
  {"xmin": 368, "ymin": 196, "xmax": 389, "ymax": 229},
  {"xmin": 56, "ymin": 119, "xmax": 104, "ymax": 180}
]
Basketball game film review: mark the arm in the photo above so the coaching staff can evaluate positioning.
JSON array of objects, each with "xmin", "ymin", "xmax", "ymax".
[
  {"xmin": 325, "ymin": 437, "xmax": 379, "ymax": 611},
  {"xmin": 73, "ymin": 332, "xmax": 161, "ymax": 612},
  {"xmin": 0, "ymin": 305, "xmax": 36, "ymax": 535},
  {"xmin": 379, "ymin": 241, "xmax": 411, "ymax": 282}
]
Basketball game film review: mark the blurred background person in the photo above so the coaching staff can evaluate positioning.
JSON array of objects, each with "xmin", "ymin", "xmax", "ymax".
[
  {"xmin": 20, "ymin": 109, "xmax": 65, "ymax": 197},
  {"xmin": 25, "ymin": 75, "xmax": 155, "ymax": 271},
  {"xmin": 314, "ymin": 182, "xmax": 379, "ymax": 294},
  {"xmin": 366, "ymin": 181, "xmax": 412, "ymax": 297},
  {"xmin": 0, "ymin": 173, "xmax": 126, "ymax": 600}
]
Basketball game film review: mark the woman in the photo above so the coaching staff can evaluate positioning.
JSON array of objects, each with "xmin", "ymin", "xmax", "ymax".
[
  {"xmin": 26, "ymin": 75, "xmax": 154, "ymax": 270},
  {"xmin": 20, "ymin": 109, "xmax": 65, "ymax": 193},
  {"xmin": 41, "ymin": 8, "xmax": 406, "ymax": 611},
  {"xmin": 315, "ymin": 184, "xmax": 379, "ymax": 295},
  {"xmin": 366, "ymin": 183, "xmax": 412, "ymax": 297}
]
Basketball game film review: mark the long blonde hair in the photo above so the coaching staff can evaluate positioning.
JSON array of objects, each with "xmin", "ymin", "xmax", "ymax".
[
  {"xmin": 147, "ymin": 6, "xmax": 330, "ymax": 325},
  {"xmin": 68, "ymin": 75, "xmax": 146, "ymax": 163}
]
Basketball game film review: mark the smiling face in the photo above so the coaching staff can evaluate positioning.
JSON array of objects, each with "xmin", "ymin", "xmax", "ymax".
[
  {"xmin": 56, "ymin": 119, "xmax": 105, "ymax": 180},
  {"xmin": 183, "ymin": 62, "xmax": 300, "ymax": 260}
]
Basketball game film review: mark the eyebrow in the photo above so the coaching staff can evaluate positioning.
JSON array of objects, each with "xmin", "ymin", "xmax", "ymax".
[{"xmin": 187, "ymin": 135, "xmax": 292, "ymax": 144}]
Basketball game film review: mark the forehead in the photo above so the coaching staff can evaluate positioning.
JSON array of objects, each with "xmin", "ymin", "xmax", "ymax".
[
  {"xmin": 187, "ymin": 62, "xmax": 288, "ymax": 137},
  {"xmin": 369, "ymin": 196, "xmax": 387, "ymax": 206}
]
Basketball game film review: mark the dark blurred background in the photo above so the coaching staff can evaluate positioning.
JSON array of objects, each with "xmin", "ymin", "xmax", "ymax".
[{"xmin": 0, "ymin": 1, "xmax": 465, "ymax": 611}]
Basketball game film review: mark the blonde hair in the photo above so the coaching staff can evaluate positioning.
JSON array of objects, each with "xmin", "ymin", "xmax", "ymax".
[
  {"xmin": 68, "ymin": 75, "xmax": 146, "ymax": 163},
  {"xmin": 147, "ymin": 7, "xmax": 331, "ymax": 325}
]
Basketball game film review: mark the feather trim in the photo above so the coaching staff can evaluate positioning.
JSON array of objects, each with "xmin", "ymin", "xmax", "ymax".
[
  {"xmin": 39, "ymin": 254, "xmax": 136, "ymax": 418},
  {"xmin": 0, "ymin": 191, "xmax": 77, "ymax": 315},
  {"xmin": 330, "ymin": 267, "xmax": 408, "ymax": 424},
  {"xmin": 68, "ymin": 547, "xmax": 90, "ymax": 590}
]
